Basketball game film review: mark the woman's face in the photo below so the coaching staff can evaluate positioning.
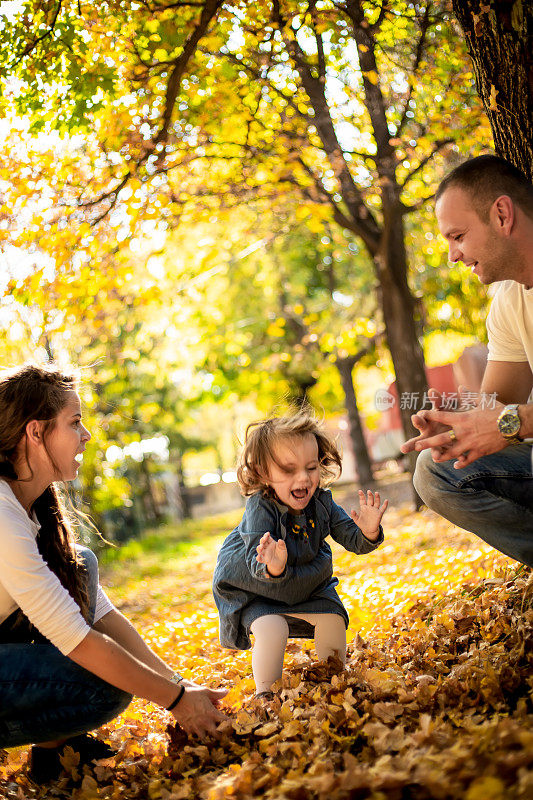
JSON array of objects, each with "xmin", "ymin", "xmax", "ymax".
[{"xmin": 43, "ymin": 390, "xmax": 91, "ymax": 481}]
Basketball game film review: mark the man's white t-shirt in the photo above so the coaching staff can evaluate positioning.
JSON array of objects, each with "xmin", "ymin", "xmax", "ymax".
[
  {"xmin": 486, "ymin": 280, "xmax": 533, "ymax": 369},
  {"xmin": 0, "ymin": 480, "xmax": 114, "ymax": 655}
]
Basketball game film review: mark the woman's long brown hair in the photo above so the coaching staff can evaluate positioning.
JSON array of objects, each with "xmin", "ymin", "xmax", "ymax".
[{"xmin": 0, "ymin": 363, "xmax": 90, "ymax": 621}]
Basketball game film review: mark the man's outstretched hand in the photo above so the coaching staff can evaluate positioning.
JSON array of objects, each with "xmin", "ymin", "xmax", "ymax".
[
  {"xmin": 400, "ymin": 387, "xmax": 512, "ymax": 468},
  {"xmin": 403, "ymin": 402, "xmax": 508, "ymax": 468},
  {"xmin": 401, "ymin": 389, "xmax": 451, "ymax": 460}
]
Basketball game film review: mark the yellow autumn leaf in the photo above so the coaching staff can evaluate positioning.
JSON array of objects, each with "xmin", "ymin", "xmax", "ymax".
[
  {"xmin": 362, "ymin": 70, "xmax": 379, "ymax": 85},
  {"xmin": 489, "ymin": 84, "xmax": 499, "ymax": 111},
  {"xmin": 465, "ymin": 776, "xmax": 506, "ymax": 800}
]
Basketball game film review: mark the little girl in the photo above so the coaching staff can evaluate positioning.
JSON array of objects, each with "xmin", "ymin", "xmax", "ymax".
[{"xmin": 213, "ymin": 407, "xmax": 388, "ymax": 695}]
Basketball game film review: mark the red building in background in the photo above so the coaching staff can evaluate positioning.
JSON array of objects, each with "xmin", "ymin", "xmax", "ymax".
[{"xmin": 338, "ymin": 344, "xmax": 489, "ymax": 476}]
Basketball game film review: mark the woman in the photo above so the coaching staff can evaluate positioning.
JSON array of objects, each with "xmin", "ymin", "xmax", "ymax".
[{"xmin": 0, "ymin": 363, "xmax": 227, "ymax": 783}]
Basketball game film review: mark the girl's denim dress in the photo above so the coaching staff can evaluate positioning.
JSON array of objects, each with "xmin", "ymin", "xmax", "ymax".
[{"xmin": 213, "ymin": 488, "xmax": 383, "ymax": 650}]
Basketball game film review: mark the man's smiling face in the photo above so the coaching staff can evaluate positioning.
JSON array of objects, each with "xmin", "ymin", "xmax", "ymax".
[{"xmin": 436, "ymin": 186, "xmax": 511, "ymax": 285}]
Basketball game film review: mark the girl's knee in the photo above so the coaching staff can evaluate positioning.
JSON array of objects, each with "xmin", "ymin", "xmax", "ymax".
[
  {"xmin": 251, "ymin": 614, "xmax": 289, "ymax": 639},
  {"xmin": 314, "ymin": 613, "xmax": 345, "ymax": 631},
  {"xmin": 314, "ymin": 614, "xmax": 347, "ymax": 662}
]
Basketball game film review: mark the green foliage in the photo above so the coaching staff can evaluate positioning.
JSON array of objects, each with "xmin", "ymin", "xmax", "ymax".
[
  {"xmin": 166, "ymin": 205, "xmax": 380, "ymax": 411},
  {"xmin": 0, "ymin": 0, "xmax": 495, "ymax": 520}
]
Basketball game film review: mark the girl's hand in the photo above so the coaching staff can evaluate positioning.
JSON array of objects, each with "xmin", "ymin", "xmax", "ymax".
[
  {"xmin": 350, "ymin": 490, "xmax": 388, "ymax": 541},
  {"xmin": 171, "ymin": 683, "xmax": 228, "ymax": 738},
  {"xmin": 256, "ymin": 532, "xmax": 288, "ymax": 576}
]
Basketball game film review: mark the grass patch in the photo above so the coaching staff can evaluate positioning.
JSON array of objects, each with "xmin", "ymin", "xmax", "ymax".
[{"xmin": 98, "ymin": 507, "xmax": 244, "ymax": 584}]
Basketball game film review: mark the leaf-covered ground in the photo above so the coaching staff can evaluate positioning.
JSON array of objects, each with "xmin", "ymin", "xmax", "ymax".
[{"xmin": 2, "ymin": 493, "xmax": 532, "ymax": 800}]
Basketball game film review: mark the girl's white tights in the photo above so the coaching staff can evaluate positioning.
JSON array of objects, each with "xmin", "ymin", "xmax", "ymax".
[{"xmin": 250, "ymin": 612, "xmax": 347, "ymax": 694}]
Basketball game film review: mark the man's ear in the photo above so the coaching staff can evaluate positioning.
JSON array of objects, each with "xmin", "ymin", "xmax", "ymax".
[
  {"xmin": 491, "ymin": 195, "xmax": 515, "ymax": 235},
  {"xmin": 25, "ymin": 420, "xmax": 43, "ymax": 446}
]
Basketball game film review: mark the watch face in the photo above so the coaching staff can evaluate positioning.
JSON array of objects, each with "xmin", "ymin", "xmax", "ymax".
[{"xmin": 499, "ymin": 410, "xmax": 521, "ymax": 437}]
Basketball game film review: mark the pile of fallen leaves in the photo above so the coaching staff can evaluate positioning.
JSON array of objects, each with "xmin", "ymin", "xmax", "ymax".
[{"xmin": 1, "ymin": 501, "xmax": 532, "ymax": 800}]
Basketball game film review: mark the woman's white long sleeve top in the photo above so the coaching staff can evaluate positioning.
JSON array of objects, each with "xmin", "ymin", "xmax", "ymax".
[{"xmin": 0, "ymin": 480, "xmax": 113, "ymax": 655}]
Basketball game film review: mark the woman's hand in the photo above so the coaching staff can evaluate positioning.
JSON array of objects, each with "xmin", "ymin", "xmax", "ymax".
[
  {"xmin": 256, "ymin": 532, "xmax": 287, "ymax": 576},
  {"xmin": 351, "ymin": 490, "xmax": 388, "ymax": 541},
  {"xmin": 171, "ymin": 681, "xmax": 228, "ymax": 738},
  {"xmin": 70, "ymin": 628, "xmax": 228, "ymax": 740}
]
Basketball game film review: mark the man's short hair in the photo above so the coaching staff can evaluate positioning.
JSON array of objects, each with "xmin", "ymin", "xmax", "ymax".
[{"xmin": 436, "ymin": 154, "xmax": 533, "ymax": 220}]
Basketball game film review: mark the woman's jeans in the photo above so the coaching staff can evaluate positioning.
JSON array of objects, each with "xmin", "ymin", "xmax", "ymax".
[
  {"xmin": 0, "ymin": 547, "xmax": 131, "ymax": 748},
  {"xmin": 414, "ymin": 444, "xmax": 533, "ymax": 567}
]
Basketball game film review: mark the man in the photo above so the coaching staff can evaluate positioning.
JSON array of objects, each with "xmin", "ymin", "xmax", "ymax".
[{"xmin": 401, "ymin": 154, "xmax": 533, "ymax": 567}]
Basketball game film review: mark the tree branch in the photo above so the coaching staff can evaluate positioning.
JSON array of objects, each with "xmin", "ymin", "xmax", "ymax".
[
  {"xmin": 369, "ymin": 1, "xmax": 389, "ymax": 31},
  {"xmin": 210, "ymin": 49, "xmax": 311, "ymax": 123},
  {"xmin": 273, "ymin": 0, "xmax": 381, "ymax": 247},
  {"xmin": 336, "ymin": 328, "xmax": 385, "ymax": 366},
  {"xmin": 14, "ymin": 0, "xmax": 63, "ymax": 66},
  {"xmin": 153, "ymin": 0, "xmax": 223, "ymax": 147},
  {"xmin": 297, "ymin": 156, "xmax": 380, "ymax": 254},
  {"xmin": 400, "ymin": 193, "xmax": 435, "ymax": 214},
  {"xmin": 400, "ymin": 137, "xmax": 453, "ymax": 189},
  {"xmin": 396, "ymin": 3, "xmax": 431, "ymax": 137}
]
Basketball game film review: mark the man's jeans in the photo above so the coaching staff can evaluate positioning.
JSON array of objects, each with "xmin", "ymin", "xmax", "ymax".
[
  {"xmin": 0, "ymin": 547, "xmax": 131, "ymax": 748},
  {"xmin": 414, "ymin": 444, "xmax": 533, "ymax": 567}
]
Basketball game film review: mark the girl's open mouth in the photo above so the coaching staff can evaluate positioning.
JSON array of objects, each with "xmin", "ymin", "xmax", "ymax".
[{"xmin": 291, "ymin": 488, "xmax": 308, "ymax": 500}]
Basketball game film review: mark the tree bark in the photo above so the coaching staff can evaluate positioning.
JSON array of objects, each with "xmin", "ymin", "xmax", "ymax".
[
  {"xmin": 336, "ymin": 357, "xmax": 374, "ymax": 486},
  {"xmin": 289, "ymin": 375, "xmax": 318, "ymax": 406},
  {"xmin": 377, "ymin": 201, "xmax": 428, "ymax": 443},
  {"xmin": 452, "ymin": 0, "xmax": 533, "ymax": 179},
  {"xmin": 140, "ymin": 456, "xmax": 162, "ymax": 523},
  {"xmin": 175, "ymin": 452, "xmax": 192, "ymax": 520},
  {"xmin": 288, "ymin": 0, "xmax": 429, "ymax": 443}
]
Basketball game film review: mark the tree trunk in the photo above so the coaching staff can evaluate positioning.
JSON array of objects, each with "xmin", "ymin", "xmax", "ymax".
[
  {"xmin": 140, "ymin": 456, "xmax": 162, "ymax": 523},
  {"xmin": 276, "ymin": 1, "xmax": 430, "ymax": 448},
  {"xmin": 43, "ymin": 335, "xmax": 55, "ymax": 362},
  {"xmin": 452, "ymin": 0, "xmax": 533, "ymax": 179},
  {"xmin": 289, "ymin": 375, "xmax": 318, "ymax": 406},
  {"xmin": 336, "ymin": 357, "xmax": 374, "ymax": 486},
  {"xmin": 175, "ymin": 452, "xmax": 192, "ymax": 519},
  {"xmin": 378, "ymin": 199, "xmax": 429, "ymax": 433},
  {"xmin": 377, "ymin": 202, "xmax": 427, "ymax": 507}
]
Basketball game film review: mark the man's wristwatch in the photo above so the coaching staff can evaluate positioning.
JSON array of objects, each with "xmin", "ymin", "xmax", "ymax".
[
  {"xmin": 497, "ymin": 404, "xmax": 523, "ymax": 444},
  {"xmin": 170, "ymin": 671, "xmax": 184, "ymax": 684}
]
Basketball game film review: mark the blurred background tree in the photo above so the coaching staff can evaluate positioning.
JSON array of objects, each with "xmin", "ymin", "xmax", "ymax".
[{"xmin": 0, "ymin": 0, "xmax": 507, "ymax": 536}]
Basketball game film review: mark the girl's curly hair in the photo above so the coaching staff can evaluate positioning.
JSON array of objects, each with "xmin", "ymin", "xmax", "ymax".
[{"xmin": 236, "ymin": 405, "xmax": 342, "ymax": 497}]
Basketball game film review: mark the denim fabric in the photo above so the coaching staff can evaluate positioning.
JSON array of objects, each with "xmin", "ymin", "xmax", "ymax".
[
  {"xmin": 80, "ymin": 545, "xmax": 99, "ymax": 625},
  {"xmin": 0, "ymin": 546, "xmax": 132, "ymax": 748},
  {"xmin": 213, "ymin": 488, "xmax": 384, "ymax": 649},
  {"xmin": 0, "ymin": 643, "xmax": 131, "ymax": 748},
  {"xmin": 413, "ymin": 444, "xmax": 533, "ymax": 567}
]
